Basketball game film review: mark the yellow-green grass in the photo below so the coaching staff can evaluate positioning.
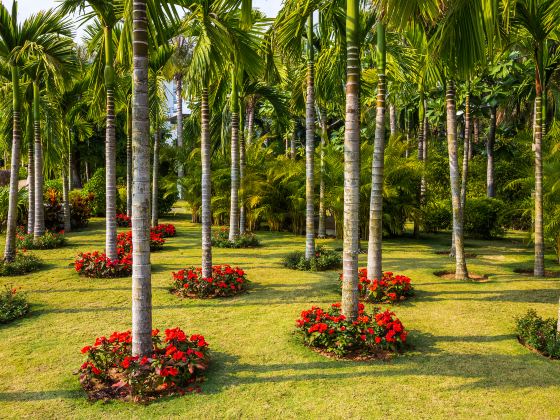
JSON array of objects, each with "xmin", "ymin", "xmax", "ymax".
[{"xmin": 1, "ymin": 210, "xmax": 560, "ymax": 419}]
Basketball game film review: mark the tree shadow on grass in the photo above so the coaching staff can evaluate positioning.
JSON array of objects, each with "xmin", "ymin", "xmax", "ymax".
[
  {"xmin": 413, "ymin": 288, "xmax": 560, "ymax": 304},
  {"xmin": 0, "ymin": 389, "xmax": 83, "ymax": 402}
]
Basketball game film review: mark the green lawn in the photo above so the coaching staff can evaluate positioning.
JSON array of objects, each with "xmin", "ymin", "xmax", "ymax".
[{"xmin": 1, "ymin": 211, "xmax": 560, "ymax": 419}]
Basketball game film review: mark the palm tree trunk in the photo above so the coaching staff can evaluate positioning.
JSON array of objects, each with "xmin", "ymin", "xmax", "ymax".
[
  {"xmin": 290, "ymin": 128, "xmax": 296, "ymax": 159},
  {"xmin": 4, "ymin": 66, "xmax": 22, "ymax": 262},
  {"xmin": 175, "ymin": 74, "xmax": 184, "ymax": 200},
  {"xmin": 389, "ymin": 103, "xmax": 396, "ymax": 136},
  {"xmin": 446, "ymin": 80, "xmax": 468, "ymax": 280},
  {"xmin": 534, "ymin": 48, "xmax": 545, "ymax": 277},
  {"xmin": 27, "ymin": 111, "xmax": 35, "ymax": 234},
  {"xmin": 421, "ymin": 98, "xmax": 428, "ymax": 200},
  {"xmin": 126, "ymin": 102, "xmax": 133, "ymax": 216},
  {"xmin": 62, "ymin": 167, "xmax": 71, "ymax": 232},
  {"xmin": 414, "ymin": 94, "xmax": 425, "ymax": 237},
  {"xmin": 342, "ymin": 0, "xmax": 360, "ymax": 321},
  {"xmin": 229, "ymin": 69, "xmax": 240, "ymax": 241},
  {"xmin": 33, "ymin": 82, "xmax": 45, "ymax": 239},
  {"xmin": 131, "ymin": 0, "xmax": 152, "ymax": 357},
  {"xmin": 246, "ymin": 99, "xmax": 254, "ymax": 145},
  {"xmin": 239, "ymin": 105, "xmax": 246, "ymax": 235},
  {"xmin": 104, "ymin": 25, "xmax": 118, "ymax": 261},
  {"xmin": 151, "ymin": 127, "xmax": 160, "ymax": 227},
  {"xmin": 367, "ymin": 21, "xmax": 386, "ymax": 282},
  {"xmin": 318, "ymin": 108, "xmax": 327, "ymax": 238},
  {"xmin": 486, "ymin": 105, "xmax": 496, "ymax": 198},
  {"xmin": 201, "ymin": 88, "xmax": 212, "ymax": 278},
  {"xmin": 305, "ymin": 13, "xmax": 316, "ymax": 261},
  {"xmin": 460, "ymin": 92, "xmax": 470, "ymax": 213}
]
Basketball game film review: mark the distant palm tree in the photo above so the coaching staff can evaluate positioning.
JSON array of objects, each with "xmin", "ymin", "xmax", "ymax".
[{"xmin": 0, "ymin": 2, "xmax": 73, "ymax": 261}]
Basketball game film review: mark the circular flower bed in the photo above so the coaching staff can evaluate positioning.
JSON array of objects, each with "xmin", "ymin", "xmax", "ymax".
[
  {"xmin": 171, "ymin": 265, "xmax": 249, "ymax": 298},
  {"xmin": 16, "ymin": 227, "xmax": 67, "ymax": 250},
  {"xmin": 152, "ymin": 224, "xmax": 176, "ymax": 238},
  {"xmin": 211, "ymin": 227, "xmax": 260, "ymax": 248},
  {"xmin": 116, "ymin": 213, "xmax": 131, "ymax": 227},
  {"xmin": 78, "ymin": 327, "xmax": 210, "ymax": 402},
  {"xmin": 0, "ymin": 284, "xmax": 30, "ymax": 324},
  {"xmin": 74, "ymin": 251, "xmax": 132, "ymax": 278},
  {"xmin": 295, "ymin": 302, "xmax": 408, "ymax": 358},
  {"xmin": 117, "ymin": 231, "xmax": 165, "ymax": 255},
  {"xmin": 0, "ymin": 252, "xmax": 42, "ymax": 276},
  {"xmin": 339, "ymin": 269, "xmax": 414, "ymax": 303},
  {"xmin": 283, "ymin": 245, "xmax": 342, "ymax": 271}
]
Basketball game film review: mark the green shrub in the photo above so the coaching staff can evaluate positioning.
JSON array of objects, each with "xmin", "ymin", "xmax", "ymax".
[
  {"xmin": 44, "ymin": 179, "xmax": 63, "ymax": 194},
  {"xmin": 211, "ymin": 227, "xmax": 260, "ymax": 248},
  {"xmin": 157, "ymin": 186, "xmax": 177, "ymax": 216},
  {"xmin": 70, "ymin": 191, "xmax": 93, "ymax": 229},
  {"xmin": 0, "ymin": 285, "xmax": 30, "ymax": 324},
  {"xmin": 422, "ymin": 200, "xmax": 452, "ymax": 232},
  {"xmin": 0, "ymin": 252, "xmax": 42, "ymax": 276},
  {"xmin": 117, "ymin": 186, "xmax": 127, "ymax": 214},
  {"xmin": 18, "ymin": 166, "xmax": 28, "ymax": 180},
  {"xmin": 0, "ymin": 187, "xmax": 27, "ymax": 232},
  {"xmin": 464, "ymin": 197, "xmax": 505, "ymax": 238},
  {"xmin": 283, "ymin": 246, "xmax": 342, "ymax": 271},
  {"xmin": 44, "ymin": 188, "xmax": 93, "ymax": 231},
  {"xmin": 515, "ymin": 309, "xmax": 560, "ymax": 358},
  {"xmin": 82, "ymin": 169, "xmax": 107, "ymax": 216},
  {"xmin": 16, "ymin": 228, "xmax": 67, "ymax": 250}
]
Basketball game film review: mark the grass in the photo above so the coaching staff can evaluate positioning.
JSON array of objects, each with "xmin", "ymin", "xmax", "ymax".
[{"xmin": 2, "ymin": 208, "xmax": 560, "ymax": 418}]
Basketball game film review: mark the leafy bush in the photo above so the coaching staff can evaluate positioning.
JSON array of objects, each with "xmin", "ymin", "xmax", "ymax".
[
  {"xmin": 171, "ymin": 265, "xmax": 249, "ymax": 298},
  {"xmin": 157, "ymin": 187, "xmax": 177, "ymax": 216},
  {"xmin": 116, "ymin": 231, "xmax": 165, "ymax": 255},
  {"xmin": 44, "ymin": 189, "xmax": 93, "ymax": 231},
  {"xmin": 295, "ymin": 302, "xmax": 408, "ymax": 356},
  {"xmin": 74, "ymin": 251, "xmax": 132, "ymax": 278},
  {"xmin": 464, "ymin": 197, "xmax": 505, "ymax": 238},
  {"xmin": 16, "ymin": 227, "xmax": 67, "ymax": 250},
  {"xmin": 152, "ymin": 224, "xmax": 176, "ymax": 238},
  {"xmin": 0, "ymin": 285, "xmax": 30, "ymax": 324},
  {"xmin": 0, "ymin": 187, "xmax": 27, "ymax": 232},
  {"xmin": 18, "ymin": 166, "xmax": 28, "ymax": 180},
  {"xmin": 78, "ymin": 327, "xmax": 210, "ymax": 401},
  {"xmin": 44, "ymin": 179, "xmax": 63, "ymax": 194},
  {"xmin": 515, "ymin": 309, "xmax": 560, "ymax": 358},
  {"xmin": 117, "ymin": 186, "xmax": 127, "ymax": 214},
  {"xmin": 422, "ymin": 200, "xmax": 452, "ymax": 232},
  {"xmin": 70, "ymin": 191, "xmax": 93, "ymax": 229},
  {"xmin": 0, "ymin": 252, "xmax": 42, "ymax": 276},
  {"xmin": 283, "ymin": 245, "xmax": 342, "ymax": 271},
  {"xmin": 211, "ymin": 227, "xmax": 259, "ymax": 248},
  {"xmin": 339, "ymin": 269, "xmax": 414, "ymax": 303},
  {"xmin": 116, "ymin": 213, "xmax": 131, "ymax": 227},
  {"xmin": 82, "ymin": 169, "xmax": 123, "ymax": 216}
]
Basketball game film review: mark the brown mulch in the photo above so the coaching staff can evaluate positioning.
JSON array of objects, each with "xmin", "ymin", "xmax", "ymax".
[{"xmin": 434, "ymin": 271, "xmax": 490, "ymax": 282}]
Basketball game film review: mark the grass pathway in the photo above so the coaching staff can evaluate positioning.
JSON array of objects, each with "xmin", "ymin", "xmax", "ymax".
[{"xmin": 1, "ymin": 214, "xmax": 560, "ymax": 418}]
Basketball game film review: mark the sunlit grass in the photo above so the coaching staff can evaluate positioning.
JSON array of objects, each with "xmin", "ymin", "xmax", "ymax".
[{"xmin": 1, "ymin": 210, "xmax": 560, "ymax": 418}]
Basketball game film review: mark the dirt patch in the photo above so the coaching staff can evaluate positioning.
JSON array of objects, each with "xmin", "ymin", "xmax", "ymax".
[
  {"xmin": 309, "ymin": 346, "xmax": 395, "ymax": 362},
  {"xmin": 513, "ymin": 268, "xmax": 560, "ymax": 278},
  {"xmin": 434, "ymin": 250, "xmax": 477, "ymax": 258},
  {"xmin": 433, "ymin": 270, "xmax": 490, "ymax": 282}
]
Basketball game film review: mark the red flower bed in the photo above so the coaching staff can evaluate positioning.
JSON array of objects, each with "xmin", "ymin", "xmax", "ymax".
[
  {"xmin": 117, "ymin": 231, "xmax": 165, "ymax": 255},
  {"xmin": 295, "ymin": 302, "xmax": 408, "ymax": 357},
  {"xmin": 171, "ymin": 265, "xmax": 249, "ymax": 298},
  {"xmin": 339, "ymin": 269, "xmax": 414, "ymax": 303},
  {"xmin": 151, "ymin": 224, "xmax": 176, "ymax": 238},
  {"xmin": 78, "ymin": 327, "xmax": 209, "ymax": 401},
  {"xmin": 74, "ymin": 251, "xmax": 132, "ymax": 278},
  {"xmin": 116, "ymin": 213, "xmax": 132, "ymax": 227}
]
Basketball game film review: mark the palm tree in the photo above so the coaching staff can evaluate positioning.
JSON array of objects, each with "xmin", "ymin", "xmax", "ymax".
[
  {"xmin": 229, "ymin": 67, "xmax": 241, "ymax": 240},
  {"xmin": 60, "ymin": 0, "xmax": 123, "ymax": 260},
  {"xmin": 131, "ymin": 0, "xmax": 152, "ymax": 357},
  {"xmin": 0, "ymin": 2, "xmax": 73, "ymax": 261},
  {"xmin": 341, "ymin": 0, "xmax": 360, "ymax": 321},
  {"xmin": 510, "ymin": 0, "xmax": 560, "ymax": 276}
]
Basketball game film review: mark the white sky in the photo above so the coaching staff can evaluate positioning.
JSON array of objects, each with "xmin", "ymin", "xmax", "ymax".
[{"xmin": 11, "ymin": 0, "xmax": 283, "ymax": 40}]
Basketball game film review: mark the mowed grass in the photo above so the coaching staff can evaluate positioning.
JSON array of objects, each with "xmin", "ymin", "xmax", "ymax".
[{"xmin": 1, "ymin": 209, "xmax": 560, "ymax": 419}]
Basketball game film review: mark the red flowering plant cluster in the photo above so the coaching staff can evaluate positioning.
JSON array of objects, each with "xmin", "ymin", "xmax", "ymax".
[
  {"xmin": 116, "ymin": 213, "xmax": 132, "ymax": 227},
  {"xmin": 295, "ymin": 302, "xmax": 408, "ymax": 357},
  {"xmin": 116, "ymin": 231, "xmax": 165, "ymax": 255},
  {"xmin": 339, "ymin": 269, "xmax": 414, "ymax": 303},
  {"xmin": 74, "ymin": 251, "xmax": 132, "ymax": 278},
  {"xmin": 16, "ymin": 226, "xmax": 67, "ymax": 250},
  {"xmin": 171, "ymin": 265, "xmax": 249, "ymax": 298},
  {"xmin": 78, "ymin": 327, "xmax": 210, "ymax": 401},
  {"xmin": 151, "ymin": 224, "xmax": 176, "ymax": 238}
]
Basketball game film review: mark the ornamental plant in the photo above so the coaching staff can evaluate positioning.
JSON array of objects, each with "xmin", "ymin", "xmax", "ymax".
[
  {"xmin": 171, "ymin": 265, "xmax": 249, "ymax": 298},
  {"xmin": 151, "ymin": 223, "xmax": 176, "ymax": 238},
  {"xmin": 16, "ymin": 227, "xmax": 67, "ymax": 250},
  {"xmin": 339, "ymin": 269, "xmax": 414, "ymax": 303},
  {"xmin": 295, "ymin": 303, "xmax": 408, "ymax": 357},
  {"xmin": 78, "ymin": 327, "xmax": 210, "ymax": 401},
  {"xmin": 116, "ymin": 231, "xmax": 165, "ymax": 255},
  {"xmin": 0, "ymin": 251, "xmax": 42, "ymax": 276},
  {"xmin": 116, "ymin": 213, "xmax": 132, "ymax": 227},
  {"xmin": 211, "ymin": 227, "xmax": 260, "ymax": 248},
  {"xmin": 283, "ymin": 245, "xmax": 342, "ymax": 271},
  {"xmin": 74, "ymin": 251, "xmax": 132, "ymax": 278},
  {"xmin": 0, "ymin": 284, "xmax": 30, "ymax": 324},
  {"xmin": 515, "ymin": 309, "xmax": 560, "ymax": 358}
]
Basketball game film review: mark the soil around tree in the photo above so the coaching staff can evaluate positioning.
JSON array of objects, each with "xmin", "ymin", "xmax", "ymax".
[
  {"xmin": 513, "ymin": 268, "xmax": 560, "ymax": 278},
  {"xmin": 433, "ymin": 250, "xmax": 477, "ymax": 258},
  {"xmin": 433, "ymin": 270, "xmax": 490, "ymax": 282}
]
